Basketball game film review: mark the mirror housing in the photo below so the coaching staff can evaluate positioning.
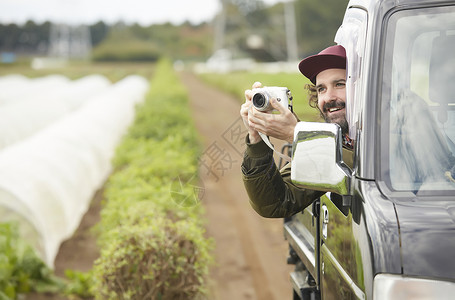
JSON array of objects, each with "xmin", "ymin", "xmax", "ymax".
[{"xmin": 291, "ymin": 122, "xmax": 352, "ymax": 197}]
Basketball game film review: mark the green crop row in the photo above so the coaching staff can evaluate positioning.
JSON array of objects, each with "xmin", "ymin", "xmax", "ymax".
[
  {"xmin": 197, "ymin": 71, "xmax": 322, "ymax": 122},
  {"xmin": 90, "ymin": 59, "xmax": 213, "ymax": 299}
]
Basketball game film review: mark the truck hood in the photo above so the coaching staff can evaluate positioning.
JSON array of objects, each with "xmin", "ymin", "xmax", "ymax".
[{"xmin": 395, "ymin": 201, "xmax": 455, "ymax": 280}]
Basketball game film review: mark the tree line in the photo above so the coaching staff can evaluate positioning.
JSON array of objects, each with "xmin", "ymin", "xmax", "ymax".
[
  {"xmin": 0, "ymin": 21, "xmax": 109, "ymax": 56},
  {"xmin": 0, "ymin": 0, "xmax": 348, "ymax": 62}
]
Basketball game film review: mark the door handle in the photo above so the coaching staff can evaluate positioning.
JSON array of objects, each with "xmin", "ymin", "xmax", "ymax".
[{"xmin": 322, "ymin": 204, "xmax": 329, "ymax": 239}]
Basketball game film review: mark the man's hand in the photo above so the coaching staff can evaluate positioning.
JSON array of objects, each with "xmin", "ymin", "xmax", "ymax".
[
  {"xmin": 248, "ymin": 96, "xmax": 298, "ymax": 144},
  {"xmin": 241, "ymin": 82, "xmax": 263, "ymax": 144},
  {"xmin": 241, "ymin": 81, "xmax": 298, "ymax": 144}
]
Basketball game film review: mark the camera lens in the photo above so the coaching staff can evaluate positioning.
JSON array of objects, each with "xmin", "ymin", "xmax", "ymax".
[{"xmin": 252, "ymin": 93, "xmax": 269, "ymax": 111}]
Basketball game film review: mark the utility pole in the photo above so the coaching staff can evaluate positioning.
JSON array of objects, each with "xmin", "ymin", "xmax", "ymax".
[{"xmin": 284, "ymin": 0, "xmax": 299, "ymax": 61}]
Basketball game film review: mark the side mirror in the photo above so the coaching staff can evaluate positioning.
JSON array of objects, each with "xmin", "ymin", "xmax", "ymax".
[{"xmin": 291, "ymin": 122, "xmax": 352, "ymax": 197}]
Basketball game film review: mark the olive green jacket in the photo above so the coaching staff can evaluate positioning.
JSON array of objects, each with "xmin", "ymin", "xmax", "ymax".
[
  {"xmin": 242, "ymin": 134, "xmax": 355, "ymax": 218},
  {"xmin": 241, "ymin": 135, "xmax": 325, "ymax": 218}
]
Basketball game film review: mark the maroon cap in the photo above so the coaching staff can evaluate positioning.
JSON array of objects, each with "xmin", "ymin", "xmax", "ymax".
[{"xmin": 298, "ymin": 45, "xmax": 346, "ymax": 84}]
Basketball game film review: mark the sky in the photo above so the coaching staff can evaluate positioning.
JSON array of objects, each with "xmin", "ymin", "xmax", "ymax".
[{"xmin": 0, "ymin": 0, "xmax": 284, "ymax": 26}]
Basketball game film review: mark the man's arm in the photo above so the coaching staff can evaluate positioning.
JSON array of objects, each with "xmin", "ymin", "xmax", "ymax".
[{"xmin": 241, "ymin": 135, "xmax": 324, "ymax": 218}]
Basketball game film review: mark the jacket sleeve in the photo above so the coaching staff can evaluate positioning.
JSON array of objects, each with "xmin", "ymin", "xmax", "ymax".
[{"xmin": 241, "ymin": 135, "xmax": 324, "ymax": 218}]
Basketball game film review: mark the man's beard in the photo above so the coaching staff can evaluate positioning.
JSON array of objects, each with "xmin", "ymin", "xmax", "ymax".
[
  {"xmin": 335, "ymin": 117, "xmax": 349, "ymax": 136},
  {"xmin": 322, "ymin": 100, "xmax": 349, "ymax": 136}
]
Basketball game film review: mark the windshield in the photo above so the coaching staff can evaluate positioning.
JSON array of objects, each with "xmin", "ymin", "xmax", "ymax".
[{"xmin": 381, "ymin": 6, "xmax": 455, "ymax": 194}]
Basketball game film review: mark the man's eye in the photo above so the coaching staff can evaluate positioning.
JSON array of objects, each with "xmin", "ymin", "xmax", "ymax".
[
  {"xmin": 317, "ymin": 87, "xmax": 326, "ymax": 93},
  {"xmin": 336, "ymin": 82, "xmax": 346, "ymax": 88}
]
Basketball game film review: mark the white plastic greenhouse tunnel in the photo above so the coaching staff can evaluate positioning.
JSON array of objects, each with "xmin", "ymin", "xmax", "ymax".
[
  {"xmin": 0, "ymin": 74, "xmax": 149, "ymax": 267},
  {"xmin": 0, "ymin": 74, "xmax": 113, "ymax": 149}
]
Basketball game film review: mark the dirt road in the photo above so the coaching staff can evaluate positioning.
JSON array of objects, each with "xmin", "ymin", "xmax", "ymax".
[{"xmin": 181, "ymin": 72, "xmax": 293, "ymax": 300}]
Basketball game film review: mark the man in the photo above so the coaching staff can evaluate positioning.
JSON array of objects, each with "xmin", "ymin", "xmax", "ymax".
[{"xmin": 240, "ymin": 45, "xmax": 348, "ymax": 218}]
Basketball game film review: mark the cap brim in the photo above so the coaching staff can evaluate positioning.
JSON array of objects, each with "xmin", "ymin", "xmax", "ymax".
[{"xmin": 299, "ymin": 54, "xmax": 346, "ymax": 84}]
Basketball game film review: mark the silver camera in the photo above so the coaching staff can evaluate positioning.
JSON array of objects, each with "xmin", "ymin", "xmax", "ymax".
[{"xmin": 252, "ymin": 87, "xmax": 292, "ymax": 112}]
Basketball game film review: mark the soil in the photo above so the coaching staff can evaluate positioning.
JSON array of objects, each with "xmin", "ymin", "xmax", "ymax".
[{"xmin": 25, "ymin": 72, "xmax": 293, "ymax": 300}]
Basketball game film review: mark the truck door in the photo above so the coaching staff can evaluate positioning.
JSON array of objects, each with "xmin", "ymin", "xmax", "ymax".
[{"xmin": 319, "ymin": 193, "xmax": 365, "ymax": 299}]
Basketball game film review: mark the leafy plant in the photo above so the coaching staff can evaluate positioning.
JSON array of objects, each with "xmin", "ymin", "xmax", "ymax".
[
  {"xmin": 93, "ymin": 217, "xmax": 212, "ymax": 300},
  {"xmin": 64, "ymin": 269, "xmax": 95, "ymax": 298},
  {"xmin": 0, "ymin": 222, "xmax": 65, "ymax": 299}
]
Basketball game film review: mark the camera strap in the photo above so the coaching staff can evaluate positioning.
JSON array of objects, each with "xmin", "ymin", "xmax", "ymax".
[{"xmin": 259, "ymin": 132, "xmax": 291, "ymax": 162}]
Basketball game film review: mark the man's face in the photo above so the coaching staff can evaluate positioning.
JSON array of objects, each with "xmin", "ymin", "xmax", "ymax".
[{"xmin": 315, "ymin": 68, "xmax": 348, "ymax": 134}]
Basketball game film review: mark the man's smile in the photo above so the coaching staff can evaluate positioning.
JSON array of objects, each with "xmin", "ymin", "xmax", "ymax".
[
  {"xmin": 328, "ymin": 107, "xmax": 343, "ymax": 113},
  {"xmin": 323, "ymin": 100, "xmax": 345, "ymax": 115}
]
